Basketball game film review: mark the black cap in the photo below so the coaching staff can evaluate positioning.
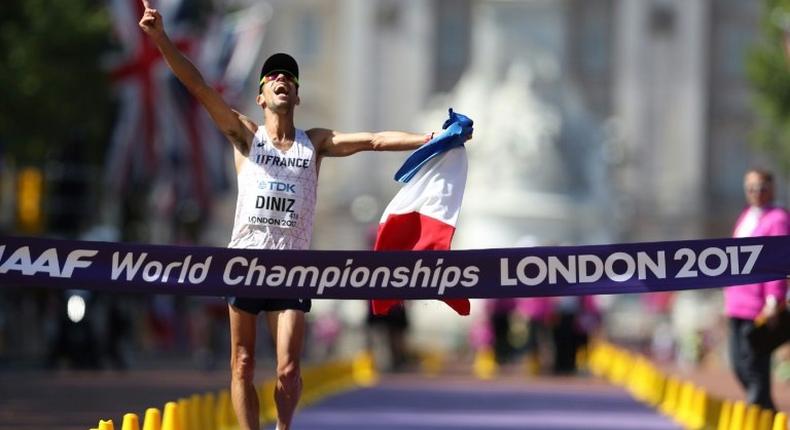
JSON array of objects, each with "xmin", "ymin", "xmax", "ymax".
[{"xmin": 259, "ymin": 53, "xmax": 299, "ymax": 83}]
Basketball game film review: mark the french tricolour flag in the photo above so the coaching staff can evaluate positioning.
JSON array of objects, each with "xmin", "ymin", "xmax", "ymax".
[{"xmin": 371, "ymin": 111, "xmax": 472, "ymax": 316}]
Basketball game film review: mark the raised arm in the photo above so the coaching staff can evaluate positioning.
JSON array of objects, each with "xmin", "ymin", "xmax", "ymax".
[
  {"xmin": 138, "ymin": 0, "xmax": 253, "ymax": 154},
  {"xmin": 307, "ymin": 129, "xmax": 432, "ymax": 157}
]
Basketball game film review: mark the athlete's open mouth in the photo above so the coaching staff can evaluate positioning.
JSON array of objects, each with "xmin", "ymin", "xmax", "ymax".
[{"xmin": 274, "ymin": 86, "xmax": 289, "ymax": 96}]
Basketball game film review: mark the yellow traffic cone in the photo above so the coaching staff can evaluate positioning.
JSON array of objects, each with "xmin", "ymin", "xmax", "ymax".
[
  {"xmin": 121, "ymin": 413, "xmax": 139, "ymax": 430},
  {"xmin": 142, "ymin": 408, "xmax": 161, "ymax": 430},
  {"xmin": 161, "ymin": 402, "xmax": 181, "ymax": 430},
  {"xmin": 98, "ymin": 420, "xmax": 114, "ymax": 430}
]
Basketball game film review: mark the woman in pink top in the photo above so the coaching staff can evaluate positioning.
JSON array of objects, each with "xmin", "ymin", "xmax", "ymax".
[{"xmin": 723, "ymin": 169, "xmax": 789, "ymax": 410}]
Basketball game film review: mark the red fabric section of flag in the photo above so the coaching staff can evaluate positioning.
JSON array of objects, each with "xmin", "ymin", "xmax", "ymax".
[
  {"xmin": 375, "ymin": 212, "xmax": 454, "ymax": 251},
  {"xmin": 371, "ymin": 212, "xmax": 470, "ymax": 316}
]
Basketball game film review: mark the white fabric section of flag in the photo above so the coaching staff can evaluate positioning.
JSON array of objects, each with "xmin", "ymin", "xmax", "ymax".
[{"xmin": 379, "ymin": 146, "xmax": 468, "ymax": 226}]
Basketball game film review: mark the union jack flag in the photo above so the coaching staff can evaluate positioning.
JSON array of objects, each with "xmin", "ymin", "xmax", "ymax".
[{"xmin": 104, "ymin": 0, "xmax": 270, "ymax": 216}]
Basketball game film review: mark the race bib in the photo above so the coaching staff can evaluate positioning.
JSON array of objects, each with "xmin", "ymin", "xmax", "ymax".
[{"xmin": 242, "ymin": 179, "xmax": 301, "ymax": 229}]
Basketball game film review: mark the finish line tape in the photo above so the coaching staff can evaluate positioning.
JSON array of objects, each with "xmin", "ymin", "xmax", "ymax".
[{"xmin": 0, "ymin": 235, "xmax": 788, "ymax": 299}]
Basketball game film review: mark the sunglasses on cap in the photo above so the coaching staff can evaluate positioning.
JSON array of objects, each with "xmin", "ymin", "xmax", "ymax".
[{"xmin": 259, "ymin": 71, "xmax": 299, "ymax": 92}]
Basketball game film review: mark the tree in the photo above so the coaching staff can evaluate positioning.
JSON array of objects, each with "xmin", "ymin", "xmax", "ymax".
[
  {"xmin": 747, "ymin": 0, "xmax": 790, "ymax": 172},
  {"xmin": 0, "ymin": 0, "xmax": 113, "ymax": 164}
]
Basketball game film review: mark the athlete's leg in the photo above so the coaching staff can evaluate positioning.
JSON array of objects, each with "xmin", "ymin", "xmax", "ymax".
[
  {"xmin": 266, "ymin": 309, "xmax": 306, "ymax": 430},
  {"xmin": 228, "ymin": 304, "xmax": 260, "ymax": 430}
]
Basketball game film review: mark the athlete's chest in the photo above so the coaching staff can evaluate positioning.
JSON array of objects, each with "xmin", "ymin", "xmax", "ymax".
[{"xmin": 247, "ymin": 136, "xmax": 315, "ymax": 174}]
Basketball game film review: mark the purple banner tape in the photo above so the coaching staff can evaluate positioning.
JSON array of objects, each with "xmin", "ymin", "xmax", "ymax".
[{"xmin": 0, "ymin": 235, "xmax": 788, "ymax": 299}]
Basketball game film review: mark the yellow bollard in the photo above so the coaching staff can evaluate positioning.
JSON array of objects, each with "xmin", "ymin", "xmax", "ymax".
[
  {"xmin": 704, "ymin": 396, "xmax": 723, "ymax": 430},
  {"xmin": 259, "ymin": 380, "xmax": 278, "ymax": 423},
  {"xmin": 648, "ymin": 372, "xmax": 667, "ymax": 407},
  {"xmin": 353, "ymin": 350, "xmax": 379, "ymax": 386},
  {"xmin": 625, "ymin": 357, "xmax": 644, "ymax": 399},
  {"xmin": 729, "ymin": 401, "xmax": 746, "ymax": 430},
  {"xmin": 142, "ymin": 408, "xmax": 161, "ymax": 430},
  {"xmin": 177, "ymin": 399, "xmax": 190, "ymax": 430},
  {"xmin": 575, "ymin": 346, "xmax": 588, "ymax": 372},
  {"xmin": 473, "ymin": 347, "xmax": 497, "ymax": 380},
  {"xmin": 161, "ymin": 401, "xmax": 181, "ymax": 430},
  {"xmin": 420, "ymin": 350, "xmax": 445, "ymax": 377},
  {"xmin": 773, "ymin": 412, "xmax": 788, "ymax": 430},
  {"xmin": 637, "ymin": 359, "xmax": 656, "ymax": 402},
  {"xmin": 744, "ymin": 404, "xmax": 761, "ymax": 430},
  {"xmin": 659, "ymin": 377, "xmax": 680, "ymax": 416},
  {"xmin": 189, "ymin": 394, "xmax": 203, "ymax": 430},
  {"xmin": 717, "ymin": 401, "xmax": 732, "ymax": 430},
  {"xmin": 523, "ymin": 353, "xmax": 540, "ymax": 377},
  {"xmin": 687, "ymin": 386, "xmax": 709, "ymax": 430},
  {"xmin": 215, "ymin": 389, "xmax": 230, "ymax": 430},
  {"xmin": 586, "ymin": 342, "xmax": 602, "ymax": 376},
  {"xmin": 674, "ymin": 381, "xmax": 695, "ymax": 425},
  {"xmin": 592, "ymin": 342, "xmax": 614, "ymax": 378},
  {"xmin": 202, "ymin": 393, "xmax": 216, "ymax": 430},
  {"xmin": 758, "ymin": 408, "xmax": 774, "ymax": 430},
  {"xmin": 98, "ymin": 420, "xmax": 114, "ymax": 430},
  {"xmin": 610, "ymin": 350, "xmax": 633, "ymax": 386},
  {"xmin": 217, "ymin": 389, "xmax": 238, "ymax": 429},
  {"xmin": 121, "ymin": 414, "xmax": 139, "ymax": 430}
]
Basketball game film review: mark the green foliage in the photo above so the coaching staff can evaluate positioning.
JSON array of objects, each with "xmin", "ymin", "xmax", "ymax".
[
  {"xmin": 0, "ymin": 0, "xmax": 113, "ymax": 164},
  {"xmin": 747, "ymin": 0, "xmax": 790, "ymax": 172}
]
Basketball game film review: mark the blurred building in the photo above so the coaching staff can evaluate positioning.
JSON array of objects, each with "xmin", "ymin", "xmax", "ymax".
[
  {"xmin": 616, "ymin": 0, "xmax": 769, "ymax": 242},
  {"xmin": 233, "ymin": 0, "xmax": 771, "ymax": 352},
  {"xmin": 244, "ymin": 0, "xmax": 763, "ymax": 248},
  {"xmin": 0, "ymin": 0, "xmax": 774, "ymax": 362}
]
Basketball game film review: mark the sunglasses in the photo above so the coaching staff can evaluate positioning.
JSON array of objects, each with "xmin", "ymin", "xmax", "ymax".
[
  {"xmin": 259, "ymin": 71, "xmax": 299, "ymax": 92},
  {"xmin": 745, "ymin": 184, "xmax": 770, "ymax": 194}
]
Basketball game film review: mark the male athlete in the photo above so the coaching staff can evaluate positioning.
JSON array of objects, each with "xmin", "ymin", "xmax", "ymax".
[{"xmin": 138, "ymin": 2, "xmax": 467, "ymax": 429}]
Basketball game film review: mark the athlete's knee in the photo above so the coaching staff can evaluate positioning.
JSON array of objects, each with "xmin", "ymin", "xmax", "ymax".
[
  {"xmin": 231, "ymin": 348, "xmax": 256, "ymax": 382},
  {"xmin": 277, "ymin": 359, "xmax": 301, "ymax": 390}
]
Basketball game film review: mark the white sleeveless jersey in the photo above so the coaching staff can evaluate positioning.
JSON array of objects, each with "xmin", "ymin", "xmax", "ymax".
[{"xmin": 228, "ymin": 126, "xmax": 318, "ymax": 250}]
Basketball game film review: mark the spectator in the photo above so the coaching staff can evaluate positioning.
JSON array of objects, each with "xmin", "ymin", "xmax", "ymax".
[{"xmin": 723, "ymin": 168, "xmax": 789, "ymax": 410}]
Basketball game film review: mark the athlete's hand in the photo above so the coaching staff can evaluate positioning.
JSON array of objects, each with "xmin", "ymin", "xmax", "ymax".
[{"xmin": 139, "ymin": 0, "xmax": 165, "ymax": 38}]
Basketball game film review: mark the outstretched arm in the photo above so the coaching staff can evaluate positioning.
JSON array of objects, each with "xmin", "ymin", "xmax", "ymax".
[
  {"xmin": 138, "ymin": 0, "xmax": 252, "ymax": 154},
  {"xmin": 307, "ymin": 129, "xmax": 432, "ymax": 157}
]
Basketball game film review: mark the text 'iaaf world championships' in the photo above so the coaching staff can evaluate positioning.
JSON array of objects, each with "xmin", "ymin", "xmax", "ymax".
[{"xmin": 0, "ymin": 244, "xmax": 764, "ymax": 296}]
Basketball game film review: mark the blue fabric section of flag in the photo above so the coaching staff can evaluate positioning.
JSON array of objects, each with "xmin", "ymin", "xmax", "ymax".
[{"xmin": 394, "ymin": 108, "xmax": 474, "ymax": 183}]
